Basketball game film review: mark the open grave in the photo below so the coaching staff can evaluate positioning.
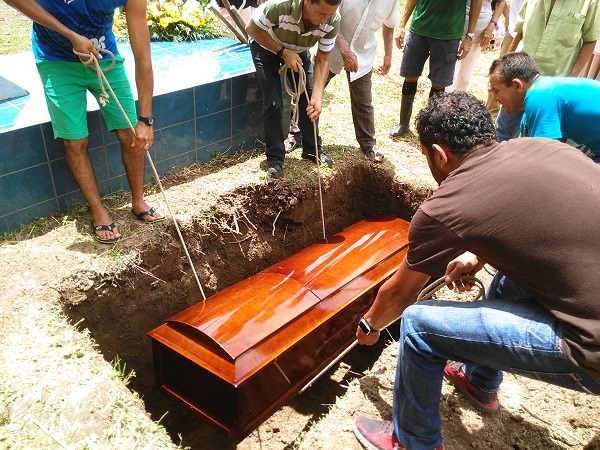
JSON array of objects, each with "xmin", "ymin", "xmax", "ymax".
[{"xmin": 56, "ymin": 160, "xmax": 431, "ymax": 449}]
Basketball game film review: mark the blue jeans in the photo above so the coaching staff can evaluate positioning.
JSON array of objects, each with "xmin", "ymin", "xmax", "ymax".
[
  {"xmin": 495, "ymin": 106, "xmax": 523, "ymax": 142},
  {"xmin": 250, "ymin": 41, "xmax": 321, "ymax": 166},
  {"xmin": 392, "ymin": 273, "xmax": 600, "ymax": 450}
]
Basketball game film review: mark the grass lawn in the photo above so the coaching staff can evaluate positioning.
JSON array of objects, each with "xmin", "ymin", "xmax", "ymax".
[{"xmin": 0, "ymin": 2, "xmax": 32, "ymax": 54}]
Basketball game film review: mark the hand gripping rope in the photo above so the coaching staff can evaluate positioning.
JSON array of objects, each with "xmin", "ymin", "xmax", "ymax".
[
  {"xmin": 416, "ymin": 275, "xmax": 485, "ymax": 302},
  {"xmin": 280, "ymin": 63, "xmax": 327, "ymax": 240},
  {"xmin": 73, "ymin": 47, "xmax": 207, "ymax": 303},
  {"xmin": 300, "ymin": 275, "xmax": 485, "ymax": 392}
]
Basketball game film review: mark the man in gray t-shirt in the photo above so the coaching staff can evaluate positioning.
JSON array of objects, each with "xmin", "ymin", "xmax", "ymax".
[{"xmin": 352, "ymin": 91, "xmax": 600, "ymax": 450}]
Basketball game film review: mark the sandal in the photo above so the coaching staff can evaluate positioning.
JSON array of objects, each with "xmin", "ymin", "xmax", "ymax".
[
  {"xmin": 91, "ymin": 221, "xmax": 121, "ymax": 244},
  {"xmin": 131, "ymin": 207, "xmax": 165, "ymax": 223},
  {"xmin": 364, "ymin": 147, "xmax": 384, "ymax": 163}
]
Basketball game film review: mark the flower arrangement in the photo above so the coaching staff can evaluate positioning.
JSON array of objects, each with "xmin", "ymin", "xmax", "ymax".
[{"xmin": 114, "ymin": 0, "xmax": 224, "ymax": 43}]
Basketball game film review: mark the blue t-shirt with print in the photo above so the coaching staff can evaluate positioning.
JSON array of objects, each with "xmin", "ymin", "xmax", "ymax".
[
  {"xmin": 521, "ymin": 76, "xmax": 600, "ymax": 156},
  {"xmin": 33, "ymin": 0, "xmax": 127, "ymax": 62}
]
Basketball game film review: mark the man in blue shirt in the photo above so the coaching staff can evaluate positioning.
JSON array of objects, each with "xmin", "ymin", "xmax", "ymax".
[
  {"xmin": 489, "ymin": 52, "xmax": 600, "ymax": 160},
  {"xmin": 5, "ymin": 0, "xmax": 163, "ymax": 243}
]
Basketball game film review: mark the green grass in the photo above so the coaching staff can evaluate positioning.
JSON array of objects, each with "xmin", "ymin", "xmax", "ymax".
[{"xmin": 0, "ymin": 2, "xmax": 32, "ymax": 55}]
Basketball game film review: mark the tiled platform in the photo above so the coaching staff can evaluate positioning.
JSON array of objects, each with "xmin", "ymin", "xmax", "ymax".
[{"xmin": 0, "ymin": 38, "xmax": 269, "ymax": 234}]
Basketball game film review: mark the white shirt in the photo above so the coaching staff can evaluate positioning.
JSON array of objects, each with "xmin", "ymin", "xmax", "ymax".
[
  {"xmin": 328, "ymin": 0, "xmax": 400, "ymax": 81},
  {"xmin": 508, "ymin": 0, "xmax": 525, "ymax": 37}
]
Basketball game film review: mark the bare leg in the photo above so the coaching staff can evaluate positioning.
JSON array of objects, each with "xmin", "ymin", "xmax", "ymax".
[
  {"xmin": 116, "ymin": 129, "xmax": 163, "ymax": 221},
  {"xmin": 64, "ymin": 138, "xmax": 121, "ymax": 241}
]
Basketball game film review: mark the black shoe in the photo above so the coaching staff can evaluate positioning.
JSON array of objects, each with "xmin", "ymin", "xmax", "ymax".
[
  {"xmin": 302, "ymin": 152, "xmax": 334, "ymax": 167},
  {"xmin": 267, "ymin": 164, "xmax": 284, "ymax": 179}
]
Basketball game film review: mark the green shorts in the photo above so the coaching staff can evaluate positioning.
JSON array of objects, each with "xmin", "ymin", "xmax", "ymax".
[{"xmin": 36, "ymin": 57, "xmax": 137, "ymax": 140}]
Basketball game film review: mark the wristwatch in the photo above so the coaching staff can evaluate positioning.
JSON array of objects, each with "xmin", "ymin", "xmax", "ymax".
[
  {"xmin": 138, "ymin": 115, "xmax": 155, "ymax": 126},
  {"xmin": 358, "ymin": 317, "xmax": 380, "ymax": 335},
  {"xmin": 465, "ymin": 32, "xmax": 475, "ymax": 40}
]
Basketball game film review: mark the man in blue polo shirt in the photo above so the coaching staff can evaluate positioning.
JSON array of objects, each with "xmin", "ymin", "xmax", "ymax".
[{"xmin": 489, "ymin": 52, "xmax": 600, "ymax": 161}]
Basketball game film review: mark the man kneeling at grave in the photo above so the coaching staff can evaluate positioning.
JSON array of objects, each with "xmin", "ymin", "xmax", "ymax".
[{"xmin": 351, "ymin": 91, "xmax": 600, "ymax": 450}]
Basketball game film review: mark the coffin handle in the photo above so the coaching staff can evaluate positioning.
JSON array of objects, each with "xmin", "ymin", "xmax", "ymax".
[
  {"xmin": 274, "ymin": 360, "xmax": 291, "ymax": 384},
  {"xmin": 298, "ymin": 340, "xmax": 358, "ymax": 394}
]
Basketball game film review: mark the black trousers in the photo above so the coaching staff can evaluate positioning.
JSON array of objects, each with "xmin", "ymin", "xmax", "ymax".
[{"xmin": 250, "ymin": 41, "xmax": 321, "ymax": 166}]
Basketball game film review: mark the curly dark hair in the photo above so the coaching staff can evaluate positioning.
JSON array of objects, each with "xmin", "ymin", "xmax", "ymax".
[
  {"xmin": 416, "ymin": 92, "xmax": 497, "ymax": 156},
  {"xmin": 489, "ymin": 52, "xmax": 540, "ymax": 86}
]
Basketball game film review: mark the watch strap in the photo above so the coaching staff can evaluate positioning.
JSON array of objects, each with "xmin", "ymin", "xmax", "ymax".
[
  {"xmin": 276, "ymin": 46, "xmax": 285, "ymax": 58},
  {"xmin": 138, "ymin": 115, "xmax": 155, "ymax": 126},
  {"xmin": 359, "ymin": 317, "xmax": 379, "ymax": 335}
]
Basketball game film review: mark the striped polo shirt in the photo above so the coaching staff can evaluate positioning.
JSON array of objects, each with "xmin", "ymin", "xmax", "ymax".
[{"xmin": 251, "ymin": 0, "xmax": 340, "ymax": 53}]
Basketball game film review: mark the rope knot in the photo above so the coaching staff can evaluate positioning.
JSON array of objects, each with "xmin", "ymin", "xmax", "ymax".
[{"xmin": 72, "ymin": 47, "xmax": 116, "ymax": 108}]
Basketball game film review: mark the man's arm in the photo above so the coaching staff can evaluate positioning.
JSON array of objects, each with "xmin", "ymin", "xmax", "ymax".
[
  {"xmin": 378, "ymin": 25, "xmax": 394, "ymax": 75},
  {"xmin": 125, "ymin": 0, "xmax": 154, "ymax": 149},
  {"xmin": 306, "ymin": 49, "xmax": 331, "ymax": 121},
  {"xmin": 246, "ymin": 20, "xmax": 302, "ymax": 70},
  {"xmin": 4, "ymin": 0, "xmax": 101, "ymax": 60},
  {"xmin": 571, "ymin": 41, "xmax": 597, "ymax": 76},
  {"xmin": 458, "ymin": 0, "xmax": 483, "ymax": 60},
  {"xmin": 357, "ymin": 263, "xmax": 430, "ymax": 345},
  {"xmin": 336, "ymin": 32, "xmax": 358, "ymax": 73},
  {"xmin": 395, "ymin": 0, "xmax": 418, "ymax": 49},
  {"xmin": 479, "ymin": 0, "xmax": 505, "ymax": 50},
  {"xmin": 507, "ymin": 32, "xmax": 522, "ymax": 52}
]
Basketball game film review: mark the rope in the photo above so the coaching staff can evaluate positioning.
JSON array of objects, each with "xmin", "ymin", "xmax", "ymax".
[
  {"xmin": 416, "ymin": 275, "xmax": 485, "ymax": 302},
  {"xmin": 74, "ymin": 48, "xmax": 207, "ymax": 301},
  {"xmin": 281, "ymin": 63, "xmax": 327, "ymax": 240}
]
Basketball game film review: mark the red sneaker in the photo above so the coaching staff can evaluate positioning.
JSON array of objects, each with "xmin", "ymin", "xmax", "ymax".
[
  {"xmin": 353, "ymin": 416, "xmax": 444, "ymax": 450},
  {"xmin": 444, "ymin": 361, "xmax": 499, "ymax": 413}
]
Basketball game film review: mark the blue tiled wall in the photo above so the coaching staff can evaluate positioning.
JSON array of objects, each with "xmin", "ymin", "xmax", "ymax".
[{"xmin": 0, "ymin": 38, "xmax": 283, "ymax": 234}]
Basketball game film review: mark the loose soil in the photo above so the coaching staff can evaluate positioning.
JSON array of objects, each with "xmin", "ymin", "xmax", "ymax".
[
  {"xmin": 1, "ymin": 31, "xmax": 599, "ymax": 448},
  {"xmin": 2, "ymin": 142, "xmax": 600, "ymax": 450}
]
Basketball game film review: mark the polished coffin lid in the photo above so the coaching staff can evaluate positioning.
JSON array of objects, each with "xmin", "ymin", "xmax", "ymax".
[{"xmin": 148, "ymin": 216, "xmax": 410, "ymax": 385}]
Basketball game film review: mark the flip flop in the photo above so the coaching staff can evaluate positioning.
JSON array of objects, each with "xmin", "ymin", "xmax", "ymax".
[
  {"xmin": 131, "ymin": 207, "xmax": 166, "ymax": 223},
  {"xmin": 364, "ymin": 147, "xmax": 385, "ymax": 163},
  {"xmin": 91, "ymin": 221, "xmax": 121, "ymax": 244}
]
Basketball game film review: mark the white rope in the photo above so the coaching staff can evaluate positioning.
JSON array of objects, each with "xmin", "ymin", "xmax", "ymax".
[
  {"xmin": 74, "ymin": 48, "xmax": 207, "ymax": 301},
  {"xmin": 281, "ymin": 64, "xmax": 327, "ymax": 240},
  {"xmin": 417, "ymin": 275, "xmax": 485, "ymax": 302}
]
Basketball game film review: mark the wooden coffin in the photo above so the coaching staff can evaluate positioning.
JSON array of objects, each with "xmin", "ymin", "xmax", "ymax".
[{"xmin": 147, "ymin": 216, "xmax": 410, "ymax": 439}]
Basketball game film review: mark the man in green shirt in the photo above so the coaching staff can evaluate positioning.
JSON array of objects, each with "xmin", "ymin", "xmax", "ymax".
[
  {"xmin": 246, "ymin": 0, "xmax": 341, "ymax": 179},
  {"xmin": 389, "ymin": 0, "xmax": 482, "ymax": 137},
  {"xmin": 510, "ymin": 0, "xmax": 599, "ymax": 76}
]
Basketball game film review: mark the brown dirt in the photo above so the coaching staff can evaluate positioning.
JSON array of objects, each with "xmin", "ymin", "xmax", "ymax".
[
  {"xmin": 1, "ymin": 25, "xmax": 599, "ymax": 448},
  {"xmin": 1, "ymin": 142, "xmax": 599, "ymax": 450}
]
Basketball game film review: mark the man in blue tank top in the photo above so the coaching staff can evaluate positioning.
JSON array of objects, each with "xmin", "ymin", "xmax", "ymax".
[{"xmin": 5, "ymin": 0, "xmax": 163, "ymax": 244}]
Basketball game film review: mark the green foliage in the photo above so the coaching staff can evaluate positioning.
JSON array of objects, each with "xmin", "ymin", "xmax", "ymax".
[
  {"xmin": 112, "ymin": 355, "xmax": 136, "ymax": 386},
  {"xmin": 114, "ymin": 0, "xmax": 224, "ymax": 43}
]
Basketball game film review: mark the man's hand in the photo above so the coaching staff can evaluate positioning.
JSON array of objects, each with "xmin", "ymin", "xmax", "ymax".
[
  {"xmin": 133, "ymin": 122, "xmax": 154, "ymax": 152},
  {"xmin": 306, "ymin": 98, "xmax": 322, "ymax": 121},
  {"xmin": 356, "ymin": 327, "xmax": 380, "ymax": 345},
  {"xmin": 341, "ymin": 48, "xmax": 358, "ymax": 73},
  {"xmin": 457, "ymin": 37, "xmax": 473, "ymax": 60},
  {"xmin": 377, "ymin": 54, "xmax": 392, "ymax": 75},
  {"xmin": 444, "ymin": 251, "xmax": 485, "ymax": 292},
  {"xmin": 282, "ymin": 49, "xmax": 303, "ymax": 72},
  {"xmin": 395, "ymin": 26, "xmax": 406, "ymax": 49},
  {"xmin": 71, "ymin": 34, "xmax": 102, "ymax": 63}
]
